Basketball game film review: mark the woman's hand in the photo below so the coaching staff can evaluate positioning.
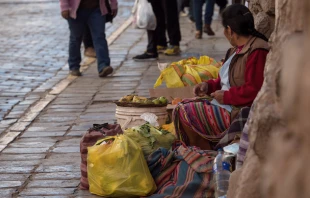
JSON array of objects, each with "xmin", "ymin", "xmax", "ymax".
[
  {"xmin": 111, "ymin": 8, "xmax": 118, "ymax": 18},
  {"xmin": 194, "ymin": 82, "xmax": 208, "ymax": 97},
  {"xmin": 61, "ymin": 10, "xmax": 70, "ymax": 19},
  {"xmin": 211, "ymin": 90, "xmax": 225, "ymax": 104}
]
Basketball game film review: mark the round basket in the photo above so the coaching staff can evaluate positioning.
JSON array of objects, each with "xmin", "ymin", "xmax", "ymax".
[
  {"xmin": 115, "ymin": 105, "xmax": 168, "ymax": 130},
  {"xmin": 114, "ymin": 101, "xmax": 167, "ymax": 108}
]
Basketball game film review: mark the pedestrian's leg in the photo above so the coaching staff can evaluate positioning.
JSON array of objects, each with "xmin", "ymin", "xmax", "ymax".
[
  {"xmin": 166, "ymin": 0, "xmax": 181, "ymax": 45},
  {"xmin": 132, "ymin": 29, "xmax": 158, "ymax": 61},
  {"xmin": 204, "ymin": 0, "xmax": 215, "ymax": 35},
  {"xmin": 188, "ymin": 0, "xmax": 195, "ymax": 22},
  {"xmin": 193, "ymin": 0, "xmax": 204, "ymax": 38},
  {"xmin": 82, "ymin": 26, "xmax": 96, "ymax": 58},
  {"xmin": 177, "ymin": 0, "xmax": 183, "ymax": 13},
  {"xmin": 82, "ymin": 26, "xmax": 93, "ymax": 48},
  {"xmin": 148, "ymin": 0, "xmax": 166, "ymax": 52},
  {"xmin": 146, "ymin": 30, "xmax": 157, "ymax": 55},
  {"xmin": 155, "ymin": 0, "xmax": 168, "ymax": 48},
  {"xmin": 88, "ymin": 8, "xmax": 112, "ymax": 76},
  {"xmin": 164, "ymin": 0, "xmax": 182, "ymax": 55},
  {"xmin": 215, "ymin": 0, "xmax": 227, "ymax": 13},
  {"xmin": 183, "ymin": 0, "xmax": 190, "ymax": 7},
  {"xmin": 67, "ymin": 10, "xmax": 87, "ymax": 75}
]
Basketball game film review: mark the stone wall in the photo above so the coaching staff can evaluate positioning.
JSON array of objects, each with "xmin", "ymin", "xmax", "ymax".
[
  {"xmin": 247, "ymin": 0, "xmax": 275, "ymax": 38},
  {"xmin": 228, "ymin": 0, "xmax": 308, "ymax": 197},
  {"xmin": 263, "ymin": 0, "xmax": 309, "ymax": 196}
]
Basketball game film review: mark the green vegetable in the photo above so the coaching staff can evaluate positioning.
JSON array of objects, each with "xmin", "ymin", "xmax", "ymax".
[{"xmin": 125, "ymin": 123, "xmax": 176, "ymax": 158}]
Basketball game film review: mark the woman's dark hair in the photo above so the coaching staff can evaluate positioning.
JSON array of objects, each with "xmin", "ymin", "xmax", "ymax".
[{"xmin": 222, "ymin": 4, "xmax": 268, "ymax": 42}]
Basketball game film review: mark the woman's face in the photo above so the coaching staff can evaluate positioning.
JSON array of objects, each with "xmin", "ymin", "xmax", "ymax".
[{"xmin": 224, "ymin": 27, "xmax": 237, "ymax": 47}]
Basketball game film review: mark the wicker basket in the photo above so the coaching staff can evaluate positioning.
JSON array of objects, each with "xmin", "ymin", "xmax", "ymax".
[
  {"xmin": 115, "ymin": 105, "xmax": 168, "ymax": 130},
  {"xmin": 114, "ymin": 101, "xmax": 167, "ymax": 108}
]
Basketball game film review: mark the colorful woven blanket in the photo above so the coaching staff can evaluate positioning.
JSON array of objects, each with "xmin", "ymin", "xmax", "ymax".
[{"xmin": 146, "ymin": 144, "xmax": 217, "ymax": 198}]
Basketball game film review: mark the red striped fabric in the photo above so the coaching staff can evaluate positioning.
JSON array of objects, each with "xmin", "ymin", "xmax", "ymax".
[
  {"xmin": 80, "ymin": 130, "xmax": 105, "ymax": 190},
  {"xmin": 146, "ymin": 145, "xmax": 217, "ymax": 197}
]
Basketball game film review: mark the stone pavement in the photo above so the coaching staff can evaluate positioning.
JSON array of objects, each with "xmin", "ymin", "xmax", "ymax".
[
  {"xmin": 0, "ymin": 0, "xmax": 134, "ymax": 134},
  {"xmin": 0, "ymin": 7, "xmax": 230, "ymax": 198}
]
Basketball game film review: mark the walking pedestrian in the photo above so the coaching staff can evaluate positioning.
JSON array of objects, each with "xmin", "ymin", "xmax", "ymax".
[
  {"xmin": 194, "ymin": 0, "xmax": 216, "ymax": 39},
  {"xmin": 59, "ymin": 0, "xmax": 117, "ymax": 77},
  {"xmin": 133, "ymin": 0, "xmax": 182, "ymax": 61}
]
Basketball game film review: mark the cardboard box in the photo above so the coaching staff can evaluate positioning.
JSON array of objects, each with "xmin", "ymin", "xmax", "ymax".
[
  {"xmin": 150, "ymin": 64, "xmax": 197, "ymax": 120},
  {"xmin": 149, "ymin": 86, "xmax": 195, "ymax": 122},
  {"xmin": 149, "ymin": 86, "xmax": 195, "ymax": 102}
]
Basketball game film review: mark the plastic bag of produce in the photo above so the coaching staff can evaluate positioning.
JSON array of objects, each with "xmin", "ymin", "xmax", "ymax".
[
  {"xmin": 87, "ymin": 135, "xmax": 157, "ymax": 197},
  {"xmin": 154, "ymin": 56, "xmax": 221, "ymax": 88},
  {"xmin": 124, "ymin": 123, "xmax": 176, "ymax": 158},
  {"xmin": 132, "ymin": 0, "xmax": 157, "ymax": 30}
]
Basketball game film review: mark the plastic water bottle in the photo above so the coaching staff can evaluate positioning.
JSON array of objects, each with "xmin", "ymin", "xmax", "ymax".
[{"xmin": 213, "ymin": 148, "xmax": 231, "ymax": 198}]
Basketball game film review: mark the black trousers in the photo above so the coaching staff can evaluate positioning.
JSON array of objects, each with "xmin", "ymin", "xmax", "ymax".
[{"xmin": 147, "ymin": 0, "xmax": 181, "ymax": 54}]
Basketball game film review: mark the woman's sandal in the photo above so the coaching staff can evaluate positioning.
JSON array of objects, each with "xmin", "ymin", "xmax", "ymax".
[{"xmin": 195, "ymin": 31, "xmax": 202, "ymax": 39}]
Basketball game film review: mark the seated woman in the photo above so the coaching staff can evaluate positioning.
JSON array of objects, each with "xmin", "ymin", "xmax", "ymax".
[{"xmin": 173, "ymin": 4, "xmax": 270, "ymax": 150}]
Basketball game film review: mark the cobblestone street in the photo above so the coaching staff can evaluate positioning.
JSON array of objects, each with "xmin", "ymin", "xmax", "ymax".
[
  {"xmin": 0, "ymin": 1, "xmax": 230, "ymax": 197},
  {"xmin": 0, "ymin": 0, "xmax": 133, "ymax": 131}
]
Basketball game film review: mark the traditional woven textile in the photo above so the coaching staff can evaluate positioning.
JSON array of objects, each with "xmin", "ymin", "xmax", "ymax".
[
  {"xmin": 236, "ymin": 108, "xmax": 252, "ymax": 169},
  {"xmin": 173, "ymin": 98, "xmax": 231, "ymax": 146},
  {"xmin": 215, "ymin": 107, "xmax": 251, "ymax": 150},
  {"xmin": 146, "ymin": 143, "xmax": 217, "ymax": 198}
]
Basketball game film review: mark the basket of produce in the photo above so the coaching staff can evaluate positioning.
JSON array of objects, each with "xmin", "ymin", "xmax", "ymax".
[
  {"xmin": 115, "ymin": 95, "xmax": 168, "ymax": 107},
  {"xmin": 115, "ymin": 95, "xmax": 169, "ymax": 130}
]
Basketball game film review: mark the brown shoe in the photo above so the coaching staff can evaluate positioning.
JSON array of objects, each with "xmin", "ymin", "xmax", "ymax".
[
  {"xmin": 84, "ymin": 47, "xmax": 96, "ymax": 58},
  {"xmin": 70, "ymin": 69, "xmax": 82, "ymax": 76},
  {"xmin": 195, "ymin": 31, "xmax": 202, "ymax": 39},
  {"xmin": 203, "ymin": 24, "xmax": 215, "ymax": 36},
  {"xmin": 99, "ymin": 66, "xmax": 113, "ymax": 77}
]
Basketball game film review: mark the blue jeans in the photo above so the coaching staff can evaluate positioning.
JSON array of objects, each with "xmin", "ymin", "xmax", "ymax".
[
  {"xmin": 189, "ymin": 0, "xmax": 195, "ymax": 20},
  {"xmin": 67, "ymin": 8, "xmax": 110, "ymax": 73},
  {"xmin": 193, "ymin": 0, "xmax": 215, "ymax": 31}
]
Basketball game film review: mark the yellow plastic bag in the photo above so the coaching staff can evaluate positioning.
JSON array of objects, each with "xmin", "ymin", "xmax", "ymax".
[
  {"xmin": 154, "ymin": 56, "xmax": 220, "ymax": 88},
  {"xmin": 154, "ymin": 66, "xmax": 184, "ymax": 88},
  {"xmin": 87, "ymin": 135, "xmax": 157, "ymax": 197}
]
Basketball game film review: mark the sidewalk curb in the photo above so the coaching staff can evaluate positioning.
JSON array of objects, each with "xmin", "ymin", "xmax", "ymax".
[{"xmin": 0, "ymin": 16, "xmax": 134, "ymax": 152}]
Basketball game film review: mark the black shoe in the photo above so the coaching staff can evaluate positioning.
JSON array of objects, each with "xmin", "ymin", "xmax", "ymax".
[
  {"xmin": 99, "ymin": 66, "xmax": 113, "ymax": 77},
  {"xmin": 133, "ymin": 52, "xmax": 158, "ymax": 61},
  {"xmin": 70, "ymin": 69, "xmax": 82, "ymax": 76}
]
